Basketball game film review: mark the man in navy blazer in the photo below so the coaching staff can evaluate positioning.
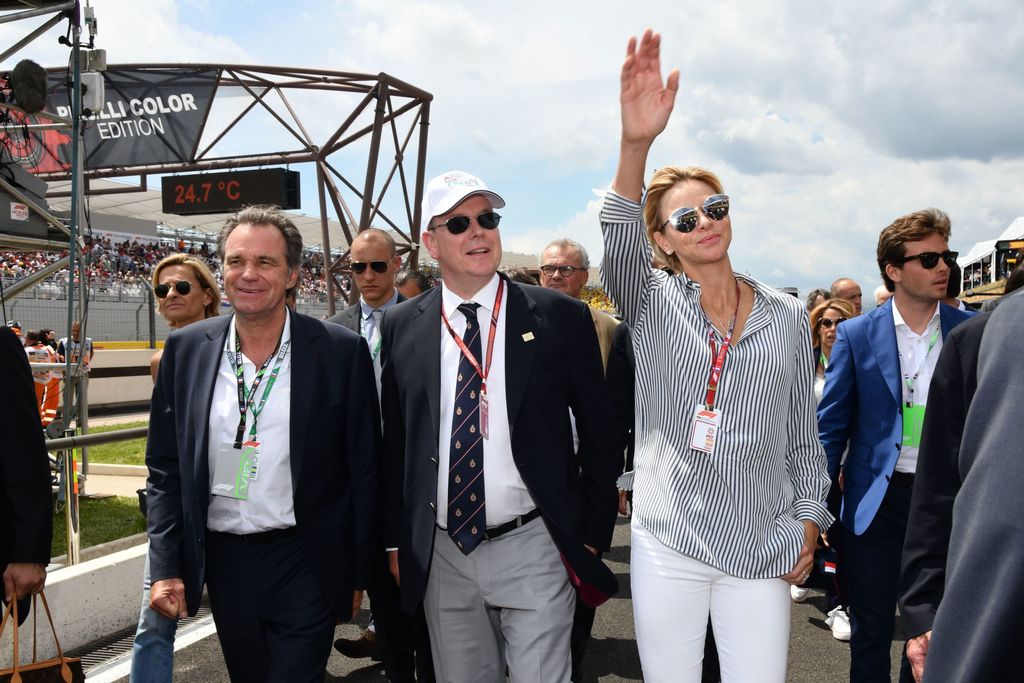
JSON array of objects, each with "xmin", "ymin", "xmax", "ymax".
[
  {"xmin": 146, "ymin": 206, "xmax": 379, "ymax": 681},
  {"xmin": 379, "ymin": 171, "xmax": 620, "ymax": 682},
  {"xmin": 818, "ymin": 209, "xmax": 971, "ymax": 683}
]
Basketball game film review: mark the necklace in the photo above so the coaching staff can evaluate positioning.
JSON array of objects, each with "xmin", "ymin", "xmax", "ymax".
[{"xmin": 702, "ymin": 279, "xmax": 740, "ymax": 335}]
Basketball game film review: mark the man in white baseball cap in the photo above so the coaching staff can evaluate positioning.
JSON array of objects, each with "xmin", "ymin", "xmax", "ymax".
[{"xmin": 380, "ymin": 170, "xmax": 620, "ymax": 681}]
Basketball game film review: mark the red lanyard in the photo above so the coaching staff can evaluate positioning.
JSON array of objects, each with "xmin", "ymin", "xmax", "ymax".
[
  {"xmin": 441, "ymin": 278, "xmax": 504, "ymax": 396},
  {"xmin": 702, "ymin": 282, "xmax": 740, "ymax": 411}
]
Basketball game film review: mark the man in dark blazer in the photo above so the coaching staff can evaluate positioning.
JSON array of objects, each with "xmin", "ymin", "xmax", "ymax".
[
  {"xmin": 1, "ymin": 325, "xmax": 53, "ymax": 625},
  {"xmin": 379, "ymin": 171, "xmax": 620, "ymax": 682},
  {"xmin": 910, "ymin": 289, "xmax": 1024, "ymax": 681},
  {"xmin": 146, "ymin": 206, "xmax": 379, "ymax": 682},
  {"xmin": 898, "ymin": 309, "xmax": 990, "ymax": 681},
  {"xmin": 327, "ymin": 228, "xmax": 433, "ymax": 683},
  {"xmin": 818, "ymin": 209, "xmax": 971, "ymax": 682}
]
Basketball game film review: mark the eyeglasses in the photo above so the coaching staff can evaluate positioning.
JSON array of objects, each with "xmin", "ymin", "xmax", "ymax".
[
  {"xmin": 818, "ymin": 317, "xmax": 847, "ymax": 330},
  {"xmin": 429, "ymin": 211, "xmax": 501, "ymax": 235},
  {"xmin": 895, "ymin": 250, "xmax": 958, "ymax": 270},
  {"xmin": 154, "ymin": 280, "xmax": 192, "ymax": 298},
  {"xmin": 662, "ymin": 195, "xmax": 730, "ymax": 233},
  {"xmin": 350, "ymin": 261, "xmax": 389, "ymax": 274},
  {"xmin": 539, "ymin": 264, "xmax": 583, "ymax": 277}
]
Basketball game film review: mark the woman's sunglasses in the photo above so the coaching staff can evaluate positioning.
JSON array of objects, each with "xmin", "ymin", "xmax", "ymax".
[
  {"xmin": 894, "ymin": 250, "xmax": 958, "ymax": 270},
  {"xmin": 429, "ymin": 211, "xmax": 501, "ymax": 235},
  {"xmin": 819, "ymin": 317, "xmax": 847, "ymax": 330},
  {"xmin": 154, "ymin": 281, "xmax": 192, "ymax": 298},
  {"xmin": 663, "ymin": 195, "xmax": 730, "ymax": 233},
  {"xmin": 351, "ymin": 261, "xmax": 389, "ymax": 274}
]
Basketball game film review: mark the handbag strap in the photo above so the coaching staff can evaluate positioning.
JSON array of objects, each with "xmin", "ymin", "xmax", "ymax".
[{"xmin": 0, "ymin": 592, "xmax": 76, "ymax": 682}]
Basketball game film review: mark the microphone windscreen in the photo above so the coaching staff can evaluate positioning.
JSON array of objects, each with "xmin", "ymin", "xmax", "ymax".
[{"xmin": 11, "ymin": 59, "xmax": 48, "ymax": 114}]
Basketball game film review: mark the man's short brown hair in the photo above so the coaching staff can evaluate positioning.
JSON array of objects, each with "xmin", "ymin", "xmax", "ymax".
[{"xmin": 876, "ymin": 209, "xmax": 952, "ymax": 292}]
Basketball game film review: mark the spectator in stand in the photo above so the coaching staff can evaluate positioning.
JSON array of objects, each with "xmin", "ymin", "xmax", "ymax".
[
  {"xmin": 602, "ymin": 30, "xmax": 831, "ymax": 682},
  {"xmin": 805, "ymin": 287, "xmax": 829, "ymax": 313},
  {"xmin": 831, "ymin": 277, "xmax": 863, "ymax": 316},
  {"xmin": 130, "ymin": 253, "xmax": 221, "ymax": 683},
  {"xmin": 874, "ymin": 284, "xmax": 894, "ymax": 308}
]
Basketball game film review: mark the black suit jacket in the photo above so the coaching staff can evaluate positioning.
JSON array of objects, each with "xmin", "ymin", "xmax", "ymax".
[
  {"xmin": 326, "ymin": 293, "xmax": 407, "ymax": 334},
  {"xmin": 899, "ymin": 311, "xmax": 990, "ymax": 639},
  {"xmin": 145, "ymin": 311, "xmax": 380, "ymax": 619},
  {"xmin": 0, "ymin": 327, "xmax": 53, "ymax": 605},
  {"xmin": 379, "ymin": 277, "xmax": 620, "ymax": 612},
  {"xmin": 605, "ymin": 321, "xmax": 635, "ymax": 474},
  {"xmin": 919, "ymin": 290, "xmax": 1024, "ymax": 680}
]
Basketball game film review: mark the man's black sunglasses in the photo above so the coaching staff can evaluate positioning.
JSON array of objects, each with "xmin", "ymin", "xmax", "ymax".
[
  {"xmin": 351, "ymin": 261, "xmax": 389, "ymax": 274},
  {"xmin": 154, "ymin": 281, "xmax": 192, "ymax": 298},
  {"xmin": 429, "ymin": 211, "xmax": 501, "ymax": 235},
  {"xmin": 662, "ymin": 195, "xmax": 730, "ymax": 233},
  {"xmin": 895, "ymin": 250, "xmax": 958, "ymax": 270}
]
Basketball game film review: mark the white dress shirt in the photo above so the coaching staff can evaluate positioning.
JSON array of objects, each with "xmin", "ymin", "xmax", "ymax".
[
  {"xmin": 360, "ymin": 289, "xmax": 399, "ymax": 390},
  {"xmin": 435, "ymin": 273, "xmax": 534, "ymax": 528},
  {"xmin": 892, "ymin": 301, "xmax": 943, "ymax": 474},
  {"xmin": 207, "ymin": 312, "xmax": 296, "ymax": 533}
]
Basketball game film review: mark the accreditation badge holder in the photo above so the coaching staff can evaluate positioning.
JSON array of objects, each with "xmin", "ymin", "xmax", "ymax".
[
  {"xmin": 211, "ymin": 441, "xmax": 260, "ymax": 500},
  {"xmin": 689, "ymin": 405, "xmax": 721, "ymax": 454},
  {"xmin": 902, "ymin": 404, "xmax": 927, "ymax": 448}
]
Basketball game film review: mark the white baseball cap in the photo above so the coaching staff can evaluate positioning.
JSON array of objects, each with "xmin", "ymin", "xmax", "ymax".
[{"xmin": 421, "ymin": 171, "xmax": 505, "ymax": 231}]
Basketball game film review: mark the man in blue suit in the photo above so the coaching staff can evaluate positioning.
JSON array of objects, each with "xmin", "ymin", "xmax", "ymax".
[{"xmin": 818, "ymin": 209, "xmax": 972, "ymax": 683}]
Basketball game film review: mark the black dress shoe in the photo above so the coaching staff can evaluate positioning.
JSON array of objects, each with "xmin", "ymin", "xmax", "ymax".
[{"xmin": 334, "ymin": 629, "xmax": 383, "ymax": 661}]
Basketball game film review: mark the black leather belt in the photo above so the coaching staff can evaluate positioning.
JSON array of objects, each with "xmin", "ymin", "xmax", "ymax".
[
  {"xmin": 484, "ymin": 509, "xmax": 541, "ymax": 540},
  {"xmin": 890, "ymin": 471, "xmax": 915, "ymax": 487},
  {"xmin": 213, "ymin": 526, "xmax": 298, "ymax": 544}
]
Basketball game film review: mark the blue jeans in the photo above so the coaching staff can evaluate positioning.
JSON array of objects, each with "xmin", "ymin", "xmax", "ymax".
[{"xmin": 130, "ymin": 552, "xmax": 178, "ymax": 683}]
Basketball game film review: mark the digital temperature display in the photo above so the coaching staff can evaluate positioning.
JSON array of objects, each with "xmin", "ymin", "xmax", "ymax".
[{"xmin": 161, "ymin": 168, "xmax": 300, "ymax": 215}]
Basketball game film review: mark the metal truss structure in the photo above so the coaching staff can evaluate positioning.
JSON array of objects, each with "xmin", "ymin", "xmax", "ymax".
[{"xmin": 33, "ymin": 64, "xmax": 433, "ymax": 315}]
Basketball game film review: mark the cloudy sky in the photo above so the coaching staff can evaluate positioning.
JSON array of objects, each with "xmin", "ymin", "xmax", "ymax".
[{"xmin": 3, "ymin": 0, "xmax": 1022, "ymax": 297}]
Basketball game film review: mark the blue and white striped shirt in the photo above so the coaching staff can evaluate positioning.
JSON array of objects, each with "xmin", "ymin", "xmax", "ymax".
[{"xmin": 601, "ymin": 190, "xmax": 833, "ymax": 578}]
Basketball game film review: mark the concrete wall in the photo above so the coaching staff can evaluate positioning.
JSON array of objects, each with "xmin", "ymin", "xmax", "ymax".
[{"xmin": 0, "ymin": 544, "xmax": 147, "ymax": 665}]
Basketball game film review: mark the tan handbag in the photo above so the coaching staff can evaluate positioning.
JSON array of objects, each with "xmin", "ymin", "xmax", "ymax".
[{"xmin": 0, "ymin": 592, "xmax": 85, "ymax": 683}]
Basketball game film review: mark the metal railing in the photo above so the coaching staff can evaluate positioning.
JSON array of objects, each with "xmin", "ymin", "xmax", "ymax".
[{"xmin": 45, "ymin": 425, "xmax": 149, "ymax": 566}]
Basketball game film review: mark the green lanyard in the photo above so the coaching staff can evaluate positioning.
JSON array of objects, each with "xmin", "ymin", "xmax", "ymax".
[
  {"xmin": 899, "ymin": 321, "xmax": 940, "ymax": 407},
  {"xmin": 819, "ymin": 351, "xmax": 829, "ymax": 371},
  {"xmin": 228, "ymin": 323, "xmax": 289, "ymax": 448}
]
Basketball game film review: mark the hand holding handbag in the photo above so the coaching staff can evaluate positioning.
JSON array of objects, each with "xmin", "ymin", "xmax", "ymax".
[{"xmin": 0, "ymin": 592, "xmax": 85, "ymax": 682}]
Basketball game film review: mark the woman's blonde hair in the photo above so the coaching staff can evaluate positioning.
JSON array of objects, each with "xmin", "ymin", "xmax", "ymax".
[
  {"xmin": 642, "ymin": 166, "xmax": 725, "ymax": 274},
  {"xmin": 808, "ymin": 298, "xmax": 856, "ymax": 346},
  {"xmin": 151, "ymin": 253, "xmax": 221, "ymax": 319}
]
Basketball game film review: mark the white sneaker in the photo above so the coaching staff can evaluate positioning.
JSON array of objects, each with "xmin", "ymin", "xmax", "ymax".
[
  {"xmin": 825, "ymin": 606, "xmax": 851, "ymax": 641},
  {"xmin": 790, "ymin": 584, "xmax": 810, "ymax": 602}
]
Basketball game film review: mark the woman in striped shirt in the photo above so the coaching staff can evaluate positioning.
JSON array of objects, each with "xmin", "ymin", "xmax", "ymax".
[{"xmin": 601, "ymin": 30, "xmax": 833, "ymax": 682}]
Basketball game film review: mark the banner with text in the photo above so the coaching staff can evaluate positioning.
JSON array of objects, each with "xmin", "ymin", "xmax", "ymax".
[{"xmin": 3, "ymin": 68, "xmax": 219, "ymax": 174}]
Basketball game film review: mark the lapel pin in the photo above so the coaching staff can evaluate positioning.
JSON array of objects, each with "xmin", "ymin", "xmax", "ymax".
[{"xmin": 522, "ymin": 332, "xmax": 535, "ymax": 342}]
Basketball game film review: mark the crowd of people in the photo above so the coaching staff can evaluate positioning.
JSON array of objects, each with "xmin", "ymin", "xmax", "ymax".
[
  {"xmin": 0, "ymin": 233, "xmax": 346, "ymax": 303},
  {"xmin": 4, "ymin": 29, "xmax": 1023, "ymax": 683}
]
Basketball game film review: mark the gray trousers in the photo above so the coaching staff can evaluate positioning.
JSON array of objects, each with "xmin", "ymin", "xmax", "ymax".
[{"xmin": 424, "ymin": 517, "xmax": 575, "ymax": 683}]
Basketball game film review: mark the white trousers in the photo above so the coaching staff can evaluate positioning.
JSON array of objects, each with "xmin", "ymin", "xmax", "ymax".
[{"xmin": 630, "ymin": 520, "xmax": 790, "ymax": 683}]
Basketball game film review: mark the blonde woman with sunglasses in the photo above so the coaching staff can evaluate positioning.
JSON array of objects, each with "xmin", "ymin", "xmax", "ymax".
[{"xmin": 600, "ymin": 30, "xmax": 832, "ymax": 681}]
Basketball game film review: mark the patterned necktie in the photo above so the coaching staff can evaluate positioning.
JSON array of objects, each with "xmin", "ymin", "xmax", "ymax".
[{"xmin": 447, "ymin": 302, "xmax": 486, "ymax": 554}]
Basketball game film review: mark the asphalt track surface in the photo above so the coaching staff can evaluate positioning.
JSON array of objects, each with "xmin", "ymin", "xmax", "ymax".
[{"xmin": 114, "ymin": 516, "xmax": 904, "ymax": 682}]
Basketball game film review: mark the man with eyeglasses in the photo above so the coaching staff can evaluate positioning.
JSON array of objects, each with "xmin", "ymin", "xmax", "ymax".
[
  {"xmin": 378, "ymin": 170, "xmax": 620, "ymax": 682},
  {"xmin": 326, "ymin": 228, "xmax": 434, "ymax": 682},
  {"xmin": 539, "ymin": 239, "xmax": 619, "ymax": 372},
  {"xmin": 818, "ymin": 209, "xmax": 971, "ymax": 683}
]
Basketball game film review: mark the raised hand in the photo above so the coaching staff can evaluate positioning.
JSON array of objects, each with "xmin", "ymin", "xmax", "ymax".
[
  {"xmin": 613, "ymin": 29, "xmax": 680, "ymax": 201},
  {"xmin": 621, "ymin": 29, "xmax": 680, "ymax": 147}
]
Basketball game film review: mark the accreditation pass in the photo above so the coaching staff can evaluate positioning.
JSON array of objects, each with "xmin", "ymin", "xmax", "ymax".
[{"xmin": 688, "ymin": 405, "xmax": 721, "ymax": 454}]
